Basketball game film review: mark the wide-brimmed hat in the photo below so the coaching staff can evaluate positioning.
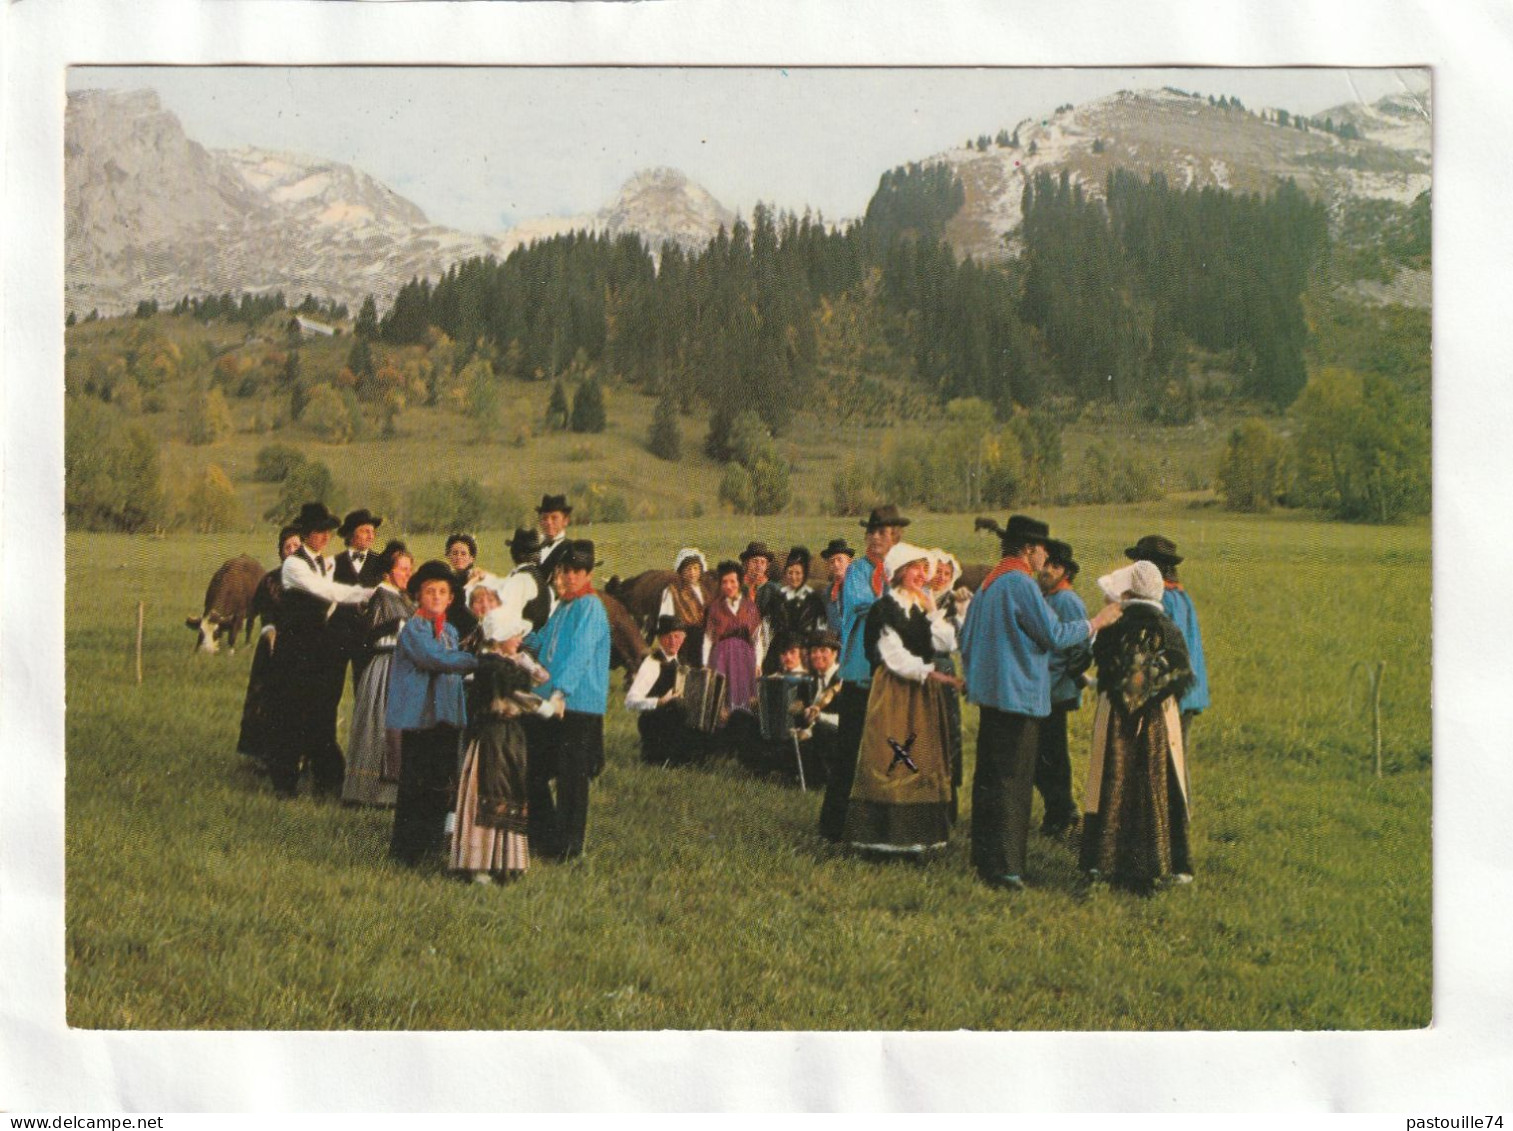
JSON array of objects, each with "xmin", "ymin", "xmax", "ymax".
[
  {"xmin": 507, "ymin": 526, "xmax": 542, "ymax": 560},
  {"xmin": 819, "ymin": 538, "xmax": 856, "ymax": 560},
  {"xmin": 770, "ymin": 631, "xmax": 804, "ymax": 656},
  {"xmin": 860, "ymin": 505, "xmax": 911, "ymax": 532},
  {"xmin": 1125, "ymin": 534, "xmax": 1183, "ymax": 566},
  {"xmin": 653, "ymin": 614, "xmax": 685, "ymax": 639},
  {"xmin": 739, "ymin": 541, "xmax": 775, "ymax": 564},
  {"xmin": 1044, "ymin": 538, "xmax": 1075, "ymax": 569},
  {"xmin": 480, "ymin": 608, "xmax": 531, "ymax": 644},
  {"xmin": 673, "ymin": 547, "xmax": 708, "ymax": 573},
  {"xmin": 536, "ymin": 493, "xmax": 573, "ymax": 515},
  {"xmin": 337, "ymin": 508, "xmax": 383, "ymax": 539},
  {"xmin": 558, "ymin": 539, "xmax": 598, "ymax": 572},
  {"xmin": 807, "ymin": 628, "xmax": 842, "ymax": 652},
  {"xmin": 276, "ymin": 525, "xmax": 302, "ymax": 551},
  {"xmin": 1098, "ymin": 561, "xmax": 1164, "ymax": 604},
  {"xmin": 784, "ymin": 545, "xmax": 811, "ymax": 573},
  {"xmin": 408, "ymin": 559, "xmax": 459, "ymax": 599},
  {"xmin": 883, "ymin": 542, "xmax": 931, "ymax": 584},
  {"xmin": 290, "ymin": 502, "xmax": 341, "ymax": 535}
]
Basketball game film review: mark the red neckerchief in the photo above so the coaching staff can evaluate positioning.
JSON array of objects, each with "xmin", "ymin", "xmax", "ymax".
[
  {"xmin": 869, "ymin": 553, "xmax": 886, "ymax": 598},
  {"xmin": 1164, "ymin": 580, "xmax": 1184, "ymax": 592},
  {"xmin": 417, "ymin": 608, "xmax": 448, "ymax": 640},
  {"xmin": 561, "ymin": 582, "xmax": 596, "ymax": 603},
  {"xmin": 830, "ymin": 575, "xmax": 844, "ymax": 603},
  {"xmin": 1048, "ymin": 577, "xmax": 1073, "ymax": 596},
  {"xmin": 980, "ymin": 555, "xmax": 1032, "ymax": 593}
]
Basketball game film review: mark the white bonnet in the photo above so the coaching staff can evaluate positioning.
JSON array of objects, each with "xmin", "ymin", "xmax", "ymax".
[
  {"xmin": 883, "ymin": 542, "xmax": 931, "ymax": 584},
  {"xmin": 480, "ymin": 608, "xmax": 531, "ymax": 644},
  {"xmin": 673, "ymin": 547, "xmax": 708, "ymax": 573},
  {"xmin": 1097, "ymin": 560, "xmax": 1164, "ymax": 604}
]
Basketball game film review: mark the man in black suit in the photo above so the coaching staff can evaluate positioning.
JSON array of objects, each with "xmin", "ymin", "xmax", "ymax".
[
  {"xmin": 333, "ymin": 508, "xmax": 388, "ymax": 690},
  {"xmin": 534, "ymin": 494, "xmax": 573, "ymax": 612}
]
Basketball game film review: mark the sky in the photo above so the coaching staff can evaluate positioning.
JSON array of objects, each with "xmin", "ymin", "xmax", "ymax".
[{"xmin": 68, "ymin": 66, "xmax": 1428, "ymax": 236}]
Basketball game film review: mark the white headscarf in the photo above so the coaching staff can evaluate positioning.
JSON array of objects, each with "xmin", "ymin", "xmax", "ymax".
[
  {"xmin": 1097, "ymin": 561, "xmax": 1164, "ymax": 606},
  {"xmin": 883, "ymin": 542, "xmax": 931, "ymax": 585},
  {"xmin": 480, "ymin": 608, "xmax": 531, "ymax": 645},
  {"xmin": 673, "ymin": 547, "xmax": 708, "ymax": 574}
]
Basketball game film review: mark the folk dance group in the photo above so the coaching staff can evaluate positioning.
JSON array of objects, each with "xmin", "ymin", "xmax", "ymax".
[{"xmin": 237, "ymin": 494, "xmax": 1210, "ymax": 894}]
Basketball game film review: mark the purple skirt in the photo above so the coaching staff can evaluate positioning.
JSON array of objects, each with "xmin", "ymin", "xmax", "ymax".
[{"xmin": 710, "ymin": 637, "xmax": 758, "ymax": 715}]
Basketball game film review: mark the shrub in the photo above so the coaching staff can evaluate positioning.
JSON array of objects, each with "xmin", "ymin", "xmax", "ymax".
[
  {"xmin": 302, "ymin": 383, "xmax": 353, "ymax": 443},
  {"xmin": 403, "ymin": 477, "xmax": 489, "ymax": 534},
  {"xmin": 570, "ymin": 377, "xmax": 607, "ymax": 434},
  {"xmin": 254, "ymin": 443, "xmax": 306, "ymax": 483},
  {"xmin": 568, "ymin": 482, "xmax": 630, "ymax": 524},
  {"xmin": 65, "ymin": 398, "xmax": 163, "ymax": 532},
  {"xmin": 749, "ymin": 454, "xmax": 792, "ymax": 516},
  {"xmin": 718, "ymin": 463, "xmax": 755, "ymax": 514},
  {"xmin": 1075, "ymin": 442, "xmax": 1163, "ymax": 504},
  {"xmin": 185, "ymin": 386, "xmax": 234, "ymax": 445},
  {"xmin": 180, "ymin": 464, "xmax": 244, "ymax": 533},
  {"xmin": 1217, "ymin": 418, "xmax": 1287, "ymax": 512},
  {"xmin": 830, "ymin": 460, "xmax": 873, "ymax": 516},
  {"xmin": 263, "ymin": 459, "xmax": 337, "ymax": 522}
]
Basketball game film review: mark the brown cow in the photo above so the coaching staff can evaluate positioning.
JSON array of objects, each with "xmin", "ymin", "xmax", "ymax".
[
  {"xmin": 603, "ymin": 569, "xmax": 718, "ymax": 637},
  {"xmin": 185, "ymin": 554, "xmax": 267, "ymax": 654}
]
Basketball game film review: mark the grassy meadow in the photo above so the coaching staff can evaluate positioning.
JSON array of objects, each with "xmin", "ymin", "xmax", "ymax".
[{"xmin": 64, "ymin": 501, "xmax": 1430, "ymax": 1030}]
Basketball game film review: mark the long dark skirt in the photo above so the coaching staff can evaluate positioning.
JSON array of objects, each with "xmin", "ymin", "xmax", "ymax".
[
  {"xmin": 842, "ymin": 670, "xmax": 953, "ymax": 852},
  {"xmin": 236, "ymin": 630, "xmax": 279, "ymax": 763},
  {"xmin": 1079, "ymin": 694, "xmax": 1192, "ymax": 889}
]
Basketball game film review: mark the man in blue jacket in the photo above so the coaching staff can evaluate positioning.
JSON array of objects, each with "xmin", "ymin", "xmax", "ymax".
[
  {"xmin": 960, "ymin": 516, "xmax": 1121, "ymax": 890},
  {"xmin": 525, "ymin": 539, "xmax": 611, "ymax": 860},
  {"xmin": 817, "ymin": 506, "xmax": 909, "ymax": 842},
  {"xmin": 1126, "ymin": 534, "xmax": 1210, "ymax": 753},
  {"xmin": 1035, "ymin": 539, "xmax": 1092, "ymax": 838}
]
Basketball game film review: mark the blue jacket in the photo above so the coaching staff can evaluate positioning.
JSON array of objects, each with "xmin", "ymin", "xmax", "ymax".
[
  {"xmin": 960, "ymin": 567, "xmax": 1091, "ymax": 718},
  {"xmin": 837, "ymin": 556, "xmax": 886, "ymax": 685},
  {"xmin": 526, "ymin": 592, "xmax": 611, "ymax": 716},
  {"xmin": 1045, "ymin": 585, "xmax": 1092, "ymax": 709},
  {"xmin": 386, "ymin": 616, "xmax": 477, "ymax": 732},
  {"xmin": 1162, "ymin": 586, "xmax": 1210, "ymax": 713}
]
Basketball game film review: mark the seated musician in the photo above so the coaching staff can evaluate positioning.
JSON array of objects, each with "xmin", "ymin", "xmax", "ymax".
[
  {"xmin": 799, "ymin": 629, "xmax": 843, "ymax": 779},
  {"xmin": 625, "ymin": 615, "xmax": 704, "ymax": 767},
  {"xmin": 740, "ymin": 633, "xmax": 823, "ymax": 784}
]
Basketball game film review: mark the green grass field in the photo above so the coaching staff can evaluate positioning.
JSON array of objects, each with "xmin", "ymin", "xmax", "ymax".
[{"xmin": 65, "ymin": 503, "xmax": 1430, "ymax": 1030}]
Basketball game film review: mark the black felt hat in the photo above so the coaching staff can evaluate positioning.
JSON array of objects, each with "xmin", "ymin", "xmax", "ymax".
[
  {"xmin": 860, "ymin": 505, "xmax": 911, "ymax": 531},
  {"xmin": 807, "ymin": 628, "xmax": 843, "ymax": 652},
  {"xmin": 536, "ymin": 494, "xmax": 573, "ymax": 515},
  {"xmin": 739, "ymin": 541, "xmax": 775, "ymax": 564},
  {"xmin": 337, "ymin": 508, "xmax": 384, "ymax": 539},
  {"xmin": 1125, "ymin": 534, "xmax": 1183, "ymax": 566},
  {"xmin": 653, "ymin": 614, "xmax": 684, "ymax": 639},
  {"xmin": 408, "ymin": 558, "xmax": 459, "ymax": 599},
  {"xmin": 507, "ymin": 526, "xmax": 542, "ymax": 559},
  {"xmin": 291, "ymin": 502, "xmax": 341, "ymax": 535},
  {"xmin": 784, "ymin": 545, "xmax": 812, "ymax": 573},
  {"xmin": 819, "ymin": 538, "xmax": 857, "ymax": 560},
  {"xmin": 559, "ymin": 539, "xmax": 598, "ymax": 572},
  {"xmin": 1044, "ymin": 538, "xmax": 1074, "ymax": 567}
]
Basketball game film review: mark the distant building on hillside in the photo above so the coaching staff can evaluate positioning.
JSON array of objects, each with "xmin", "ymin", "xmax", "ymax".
[{"xmin": 296, "ymin": 316, "xmax": 335, "ymax": 338}]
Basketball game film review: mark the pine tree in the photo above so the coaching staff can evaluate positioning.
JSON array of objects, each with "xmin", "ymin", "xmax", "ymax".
[
  {"xmin": 545, "ymin": 380, "xmax": 570, "ymax": 431},
  {"xmin": 355, "ymin": 295, "xmax": 379, "ymax": 340},
  {"xmin": 648, "ymin": 390, "xmax": 681, "ymax": 461},
  {"xmin": 570, "ymin": 377, "xmax": 607, "ymax": 434}
]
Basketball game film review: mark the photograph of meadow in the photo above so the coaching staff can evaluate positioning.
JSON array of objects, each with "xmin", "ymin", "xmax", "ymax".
[{"xmin": 61, "ymin": 65, "xmax": 1432, "ymax": 1032}]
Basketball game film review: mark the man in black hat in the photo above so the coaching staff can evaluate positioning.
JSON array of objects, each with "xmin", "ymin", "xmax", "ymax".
[
  {"xmin": 819, "ymin": 538, "xmax": 855, "ymax": 633},
  {"xmin": 535, "ymin": 494, "xmax": 574, "ymax": 589},
  {"xmin": 1035, "ymin": 538, "xmax": 1093, "ymax": 838},
  {"xmin": 959, "ymin": 515, "xmax": 1121, "ymax": 889},
  {"xmin": 271, "ymin": 502, "xmax": 378, "ymax": 799},
  {"xmin": 496, "ymin": 525, "xmax": 549, "ymax": 631},
  {"xmin": 818, "ymin": 505, "xmax": 910, "ymax": 842},
  {"xmin": 1126, "ymin": 534, "xmax": 1210, "ymax": 753},
  {"xmin": 624, "ymin": 615, "xmax": 702, "ymax": 767},
  {"xmin": 332, "ymin": 508, "xmax": 387, "ymax": 690},
  {"xmin": 523, "ymin": 539, "xmax": 611, "ymax": 859}
]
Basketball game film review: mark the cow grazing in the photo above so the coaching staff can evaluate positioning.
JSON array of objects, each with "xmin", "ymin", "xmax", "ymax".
[
  {"xmin": 596, "ymin": 590, "xmax": 649, "ymax": 682},
  {"xmin": 603, "ymin": 569, "xmax": 718, "ymax": 637},
  {"xmin": 186, "ymin": 555, "xmax": 267, "ymax": 654}
]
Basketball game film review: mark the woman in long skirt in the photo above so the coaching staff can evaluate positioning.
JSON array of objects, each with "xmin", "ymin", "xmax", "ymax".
[
  {"xmin": 926, "ymin": 549, "xmax": 968, "ymax": 823},
  {"xmin": 703, "ymin": 559, "xmax": 762, "ymax": 740},
  {"xmin": 1079, "ymin": 561, "xmax": 1195, "ymax": 892},
  {"xmin": 237, "ymin": 525, "xmax": 302, "ymax": 767},
  {"xmin": 842, "ymin": 543, "xmax": 965, "ymax": 854},
  {"xmin": 451, "ymin": 609, "xmax": 549, "ymax": 883},
  {"xmin": 342, "ymin": 542, "xmax": 416, "ymax": 807}
]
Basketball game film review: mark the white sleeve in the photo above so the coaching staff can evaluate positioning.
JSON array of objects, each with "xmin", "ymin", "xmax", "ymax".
[
  {"xmin": 701, "ymin": 627, "xmax": 713, "ymax": 666},
  {"xmin": 281, "ymin": 556, "xmax": 370, "ymax": 606},
  {"xmin": 659, "ymin": 587, "xmax": 676, "ymax": 620},
  {"xmin": 929, "ymin": 613, "xmax": 958, "ymax": 654},
  {"xmin": 877, "ymin": 626, "xmax": 935, "ymax": 683},
  {"xmin": 624, "ymin": 657, "xmax": 662, "ymax": 712}
]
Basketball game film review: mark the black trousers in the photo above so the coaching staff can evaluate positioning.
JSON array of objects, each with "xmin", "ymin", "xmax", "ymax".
[
  {"xmin": 526, "ymin": 711, "xmax": 603, "ymax": 859},
  {"xmin": 389, "ymin": 724, "xmax": 461, "ymax": 866},
  {"xmin": 638, "ymin": 707, "xmax": 705, "ymax": 766},
  {"xmin": 818, "ymin": 682, "xmax": 870, "ymax": 842},
  {"xmin": 267, "ymin": 626, "xmax": 347, "ymax": 797},
  {"xmin": 1034, "ymin": 703, "xmax": 1077, "ymax": 832},
  {"xmin": 970, "ymin": 706, "xmax": 1041, "ymax": 879}
]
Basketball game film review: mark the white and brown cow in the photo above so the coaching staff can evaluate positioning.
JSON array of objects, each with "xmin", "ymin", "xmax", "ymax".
[{"xmin": 185, "ymin": 554, "xmax": 267, "ymax": 654}]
